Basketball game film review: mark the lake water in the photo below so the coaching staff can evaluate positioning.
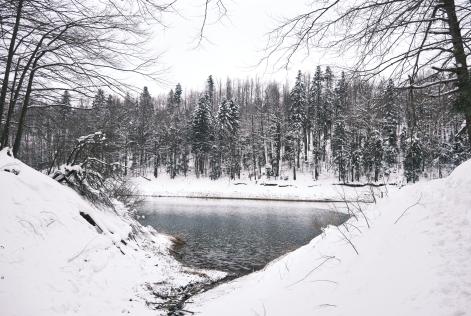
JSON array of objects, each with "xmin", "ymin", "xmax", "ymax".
[{"xmin": 136, "ymin": 197, "xmax": 349, "ymax": 276}]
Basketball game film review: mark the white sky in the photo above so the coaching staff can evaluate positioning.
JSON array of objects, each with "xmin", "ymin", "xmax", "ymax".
[{"xmin": 142, "ymin": 0, "xmax": 345, "ymax": 95}]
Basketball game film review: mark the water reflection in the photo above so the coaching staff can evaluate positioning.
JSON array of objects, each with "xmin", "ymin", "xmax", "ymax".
[{"xmin": 137, "ymin": 198, "xmax": 348, "ymax": 276}]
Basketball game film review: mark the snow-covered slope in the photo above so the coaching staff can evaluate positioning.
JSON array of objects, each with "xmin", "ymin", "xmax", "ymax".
[
  {"xmin": 0, "ymin": 148, "xmax": 224, "ymax": 316},
  {"xmin": 187, "ymin": 159, "xmax": 471, "ymax": 316}
]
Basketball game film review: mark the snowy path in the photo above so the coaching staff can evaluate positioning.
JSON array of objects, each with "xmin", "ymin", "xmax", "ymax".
[{"xmin": 185, "ymin": 160, "xmax": 471, "ymax": 316}]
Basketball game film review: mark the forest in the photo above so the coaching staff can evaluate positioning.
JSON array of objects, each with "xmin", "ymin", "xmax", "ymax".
[
  {"xmin": 5, "ymin": 68, "xmax": 469, "ymax": 184},
  {"xmin": 0, "ymin": 0, "xmax": 470, "ymax": 186}
]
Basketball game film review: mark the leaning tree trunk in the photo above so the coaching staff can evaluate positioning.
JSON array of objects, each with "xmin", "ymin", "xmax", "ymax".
[
  {"xmin": 1, "ymin": 60, "xmax": 21, "ymax": 147},
  {"xmin": 0, "ymin": 0, "xmax": 24, "ymax": 138},
  {"xmin": 12, "ymin": 67, "xmax": 37, "ymax": 157}
]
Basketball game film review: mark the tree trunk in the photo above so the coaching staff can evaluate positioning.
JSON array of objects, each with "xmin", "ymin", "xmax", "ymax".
[
  {"xmin": 442, "ymin": 0, "xmax": 471, "ymax": 144},
  {"xmin": 13, "ymin": 59, "xmax": 39, "ymax": 156},
  {"xmin": 0, "ymin": 0, "xmax": 24, "ymax": 138},
  {"xmin": 303, "ymin": 127, "xmax": 308, "ymax": 162},
  {"xmin": 251, "ymin": 115, "xmax": 257, "ymax": 180}
]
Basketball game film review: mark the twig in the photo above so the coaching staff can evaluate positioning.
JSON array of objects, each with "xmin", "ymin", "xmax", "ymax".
[
  {"xmin": 368, "ymin": 186, "xmax": 377, "ymax": 204},
  {"xmin": 394, "ymin": 193, "xmax": 423, "ymax": 224},
  {"xmin": 337, "ymin": 225, "xmax": 359, "ymax": 255},
  {"xmin": 287, "ymin": 256, "xmax": 339, "ymax": 288},
  {"xmin": 309, "ymin": 279, "xmax": 338, "ymax": 285}
]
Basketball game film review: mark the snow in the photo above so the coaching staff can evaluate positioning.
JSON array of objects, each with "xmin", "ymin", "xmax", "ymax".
[
  {"xmin": 133, "ymin": 172, "xmax": 377, "ymax": 202},
  {"xmin": 3, "ymin": 143, "xmax": 470, "ymax": 316},
  {"xmin": 186, "ymin": 159, "xmax": 471, "ymax": 316},
  {"xmin": 0, "ymin": 148, "xmax": 225, "ymax": 316}
]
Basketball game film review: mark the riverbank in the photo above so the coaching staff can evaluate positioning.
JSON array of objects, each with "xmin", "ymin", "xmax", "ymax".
[
  {"xmin": 0, "ymin": 149, "xmax": 226, "ymax": 316},
  {"xmin": 185, "ymin": 159, "xmax": 471, "ymax": 316},
  {"xmin": 132, "ymin": 173, "xmax": 384, "ymax": 202}
]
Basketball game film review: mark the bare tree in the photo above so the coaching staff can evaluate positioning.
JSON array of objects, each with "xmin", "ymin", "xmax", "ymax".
[
  {"xmin": 265, "ymin": 0, "xmax": 471, "ymax": 142},
  {"xmin": 0, "ymin": 0, "xmax": 173, "ymax": 155}
]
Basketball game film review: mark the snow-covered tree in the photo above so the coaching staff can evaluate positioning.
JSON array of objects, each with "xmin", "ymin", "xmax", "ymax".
[
  {"xmin": 332, "ymin": 71, "xmax": 350, "ymax": 182},
  {"xmin": 191, "ymin": 94, "xmax": 213, "ymax": 177},
  {"xmin": 286, "ymin": 70, "xmax": 307, "ymax": 179},
  {"xmin": 382, "ymin": 79, "xmax": 399, "ymax": 172},
  {"xmin": 404, "ymin": 137, "xmax": 423, "ymax": 183}
]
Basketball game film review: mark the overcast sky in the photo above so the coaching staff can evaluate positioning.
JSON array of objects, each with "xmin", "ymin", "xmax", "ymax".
[{"xmin": 142, "ymin": 0, "xmax": 343, "ymax": 95}]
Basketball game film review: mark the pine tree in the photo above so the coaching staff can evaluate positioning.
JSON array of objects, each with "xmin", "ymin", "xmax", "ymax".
[
  {"xmin": 287, "ymin": 70, "xmax": 307, "ymax": 179},
  {"xmin": 364, "ymin": 130, "xmax": 383, "ymax": 182},
  {"xmin": 382, "ymin": 79, "xmax": 399, "ymax": 172},
  {"xmin": 227, "ymin": 99, "xmax": 241, "ymax": 179},
  {"xmin": 174, "ymin": 83, "xmax": 183, "ymax": 106},
  {"xmin": 404, "ymin": 137, "xmax": 423, "ymax": 182},
  {"xmin": 332, "ymin": 71, "xmax": 350, "ymax": 182},
  {"xmin": 206, "ymin": 75, "xmax": 215, "ymax": 109},
  {"xmin": 191, "ymin": 94, "xmax": 213, "ymax": 176},
  {"xmin": 134, "ymin": 86, "xmax": 154, "ymax": 174},
  {"xmin": 91, "ymin": 89, "xmax": 107, "ymax": 132},
  {"xmin": 321, "ymin": 66, "xmax": 335, "ymax": 160},
  {"xmin": 217, "ymin": 99, "xmax": 231, "ymax": 132},
  {"xmin": 165, "ymin": 86, "xmax": 183, "ymax": 179},
  {"xmin": 92, "ymin": 89, "xmax": 106, "ymax": 108},
  {"xmin": 309, "ymin": 66, "xmax": 323, "ymax": 179}
]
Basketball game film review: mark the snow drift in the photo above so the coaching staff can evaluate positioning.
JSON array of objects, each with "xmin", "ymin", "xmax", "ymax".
[
  {"xmin": 0, "ymin": 148, "xmax": 224, "ymax": 316},
  {"xmin": 187, "ymin": 159, "xmax": 471, "ymax": 316}
]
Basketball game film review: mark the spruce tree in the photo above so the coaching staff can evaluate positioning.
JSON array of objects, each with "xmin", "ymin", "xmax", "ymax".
[
  {"xmin": 404, "ymin": 137, "xmax": 423, "ymax": 182},
  {"xmin": 206, "ymin": 75, "xmax": 215, "ymax": 109},
  {"xmin": 364, "ymin": 130, "xmax": 383, "ymax": 182},
  {"xmin": 227, "ymin": 99, "xmax": 241, "ymax": 179},
  {"xmin": 321, "ymin": 66, "xmax": 335, "ymax": 161},
  {"xmin": 309, "ymin": 66, "xmax": 323, "ymax": 179},
  {"xmin": 191, "ymin": 94, "xmax": 213, "ymax": 176},
  {"xmin": 134, "ymin": 86, "xmax": 154, "ymax": 174},
  {"xmin": 382, "ymin": 79, "xmax": 399, "ymax": 173},
  {"xmin": 332, "ymin": 71, "xmax": 350, "ymax": 182},
  {"xmin": 174, "ymin": 83, "xmax": 183, "ymax": 106},
  {"xmin": 287, "ymin": 70, "xmax": 307, "ymax": 179}
]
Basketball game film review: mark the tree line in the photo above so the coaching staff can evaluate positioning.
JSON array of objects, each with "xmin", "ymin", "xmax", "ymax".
[{"xmin": 7, "ymin": 69, "xmax": 469, "ymax": 183}]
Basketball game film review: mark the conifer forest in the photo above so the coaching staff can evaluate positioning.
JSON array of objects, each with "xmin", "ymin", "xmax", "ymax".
[{"xmin": 5, "ymin": 70, "xmax": 469, "ymax": 184}]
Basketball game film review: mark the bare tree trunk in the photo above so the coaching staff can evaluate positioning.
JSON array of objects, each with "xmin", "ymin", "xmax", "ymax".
[
  {"xmin": 1, "ymin": 59, "xmax": 21, "ymax": 147},
  {"xmin": 303, "ymin": 127, "xmax": 308, "ymax": 162},
  {"xmin": 0, "ymin": 0, "xmax": 24, "ymax": 138},
  {"xmin": 442, "ymin": 0, "xmax": 471, "ymax": 143},
  {"xmin": 13, "ymin": 60, "xmax": 38, "ymax": 157}
]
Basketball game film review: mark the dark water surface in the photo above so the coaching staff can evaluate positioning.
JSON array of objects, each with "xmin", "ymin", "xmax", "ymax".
[{"xmin": 136, "ymin": 197, "xmax": 348, "ymax": 276}]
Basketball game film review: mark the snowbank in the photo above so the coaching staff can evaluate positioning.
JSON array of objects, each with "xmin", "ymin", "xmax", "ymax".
[
  {"xmin": 133, "ymin": 173, "xmax": 377, "ymax": 202},
  {"xmin": 0, "ymin": 148, "xmax": 225, "ymax": 316},
  {"xmin": 187, "ymin": 159, "xmax": 471, "ymax": 315}
]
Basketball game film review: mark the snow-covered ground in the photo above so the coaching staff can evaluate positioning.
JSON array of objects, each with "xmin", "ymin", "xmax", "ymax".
[
  {"xmin": 3, "ymin": 145, "xmax": 470, "ymax": 316},
  {"xmin": 0, "ymin": 148, "xmax": 225, "ymax": 316},
  {"xmin": 133, "ymin": 172, "xmax": 379, "ymax": 202},
  {"xmin": 186, "ymin": 159, "xmax": 471, "ymax": 315}
]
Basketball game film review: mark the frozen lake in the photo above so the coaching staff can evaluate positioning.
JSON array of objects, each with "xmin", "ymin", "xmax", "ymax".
[{"xmin": 136, "ymin": 198, "xmax": 349, "ymax": 276}]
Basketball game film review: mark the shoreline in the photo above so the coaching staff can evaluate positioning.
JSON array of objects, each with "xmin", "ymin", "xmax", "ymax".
[
  {"xmin": 131, "ymin": 176, "xmax": 385, "ymax": 205},
  {"xmin": 135, "ymin": 194, "xmax": 374, "ymax": 203}
]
